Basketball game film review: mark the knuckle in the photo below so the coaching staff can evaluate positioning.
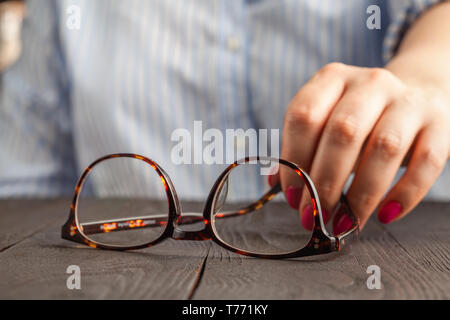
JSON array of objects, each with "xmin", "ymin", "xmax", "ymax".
[
  {"xmin": 408, "ymin": 179, "xmax": 429, "ymax": 199},
  {"xmin": 315, "ymin": 180, "xmax": 337, "ymax": 200},
  {"xmin": 327, "ymin": 115, "xmax": 361, "ymax": 145},
  {"xmin": 372, "ymin": 131, "xmax": 403, "ymax": 159},
  {"xmin": 418, "ymin": 146, "xmax": 445, "ymax": 172},
  {"xmin": 366, "ymin": 68, "xmax": 391, "ymax": 83},
  {"xmin": 319, "ymin": 62, "xmax": 346, "ymax": 75},
  {"xmin": 284, "ymin": 105, "xmax": 319, "ymax": 128},
  {"xmin": 404, "ymin": 173, "xmax": 431, "ymax": 202},
  {"xmin": 396, "ymin": 91, "xmax": 421, "ymax": 110},
  {"xmin": 353, "ymin": 192, "xmax": 380, "ymax": 211}
]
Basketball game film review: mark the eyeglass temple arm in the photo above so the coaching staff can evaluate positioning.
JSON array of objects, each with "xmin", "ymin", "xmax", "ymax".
[
  {"xmin": 78, "ymin": 183, "xmax": 283, "ymax": 235},
  {"xmin": 213, "ymin": 182, "xmax": 282, "ymax": 218},
  {"xmin": 79, "ymin": 215, "xmax": 169, "ymax": 235}
]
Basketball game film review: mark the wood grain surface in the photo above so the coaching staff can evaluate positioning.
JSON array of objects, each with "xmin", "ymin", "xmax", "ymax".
[{"xmin": 0, "ymin": 199, "xmax": 449, "ymax": 299}]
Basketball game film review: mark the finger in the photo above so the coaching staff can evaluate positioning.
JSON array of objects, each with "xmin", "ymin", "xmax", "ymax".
[
  {"xmin": 340, "ymin": 100, "xmax": 423, "ymax": 232},
  {"xmin": 298, "ymin": 69, "xmax": 400, "ymax": 230},
  {"xmin": 377, "ymin": 124, "xmax": 449, "ymax": 224},
  {"xmin": 280, "ymin": 63, "xmax": 349, "ymax": 209},
  {"xmin": 267, "ymin": 163, "xmax": 280, "ymax": 187}
]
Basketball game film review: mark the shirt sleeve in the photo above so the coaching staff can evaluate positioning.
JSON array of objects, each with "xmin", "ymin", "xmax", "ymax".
[
  {"xmin": 0, "ymin": 0, "xmax": 77, "ymax": 197},
  {"xmin": 383, "ymin": 0, "xmax": 444, "ymax": 63}
]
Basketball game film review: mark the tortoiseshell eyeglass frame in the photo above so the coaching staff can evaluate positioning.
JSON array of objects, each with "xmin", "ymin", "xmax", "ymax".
[{"xmin": 61, "ymin": 153, "xmax": 359, "ymax": 259}]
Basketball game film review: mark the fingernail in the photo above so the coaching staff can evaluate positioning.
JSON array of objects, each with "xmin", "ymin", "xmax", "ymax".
[
  {"xmin": 301, "ymin": 205, "xmax": 314, "ymax": 230},
  {"xmin": 286, "ymin": 186, "xmax": 301, "ymax": 209},
  {"xmin": 333, "ymin": 213, "xmax": 353, "ymax": 235},
  {"xmin": 321, "ymin": 209, "xmax": 328, "ymax": 224},
  {"xmin": 268, "ymin": 175, "xmax": 274, "ymax": 187},
  {"xmin": 302, "ymin": 205, "xmax": 328, "ymax": 230},
  {"xmin": 267, "ymin": 166, "xmax": 278, "ymax": 187},
  {"xmin": 378, "ymin": 201, "xmax": 402, "ymax": 224}
]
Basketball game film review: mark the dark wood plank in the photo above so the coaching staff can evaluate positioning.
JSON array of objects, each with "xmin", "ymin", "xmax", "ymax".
[
  {"xmin": 379, "ymin": 202, "xmax": 450, "ymax": 298},
  {"xmin": 192, "ymin": 202, "xmax": 450, "ymax": 299},
  {"xmin": 1, "ymin": 199, "xmax": 449, "ymax": 299},
  {"xmin": 0, "ymin": 198, "xmax": 71, "ymax": 251},
  {"xmin": 0, "ymin": 199, "xmax": 209, "ymax": 299}
]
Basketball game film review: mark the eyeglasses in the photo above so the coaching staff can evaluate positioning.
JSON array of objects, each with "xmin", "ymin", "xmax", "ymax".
[{"xmin": 61, "ymin": 153, "xmax": 359, "ymax": 259}]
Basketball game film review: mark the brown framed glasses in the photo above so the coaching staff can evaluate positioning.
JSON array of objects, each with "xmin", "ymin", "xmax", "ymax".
[{"xmin": 61, "ymin": 154, "xmax": 359, "ymax": 259}]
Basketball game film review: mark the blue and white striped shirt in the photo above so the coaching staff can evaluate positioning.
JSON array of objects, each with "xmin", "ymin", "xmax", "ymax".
[{"xmin": 1, "ymin": 0, "xmax": 449, "ymax": 200}]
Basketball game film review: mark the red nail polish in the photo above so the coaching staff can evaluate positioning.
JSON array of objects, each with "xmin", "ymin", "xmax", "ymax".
[
  {"xmin": 286, "ymin": 186, "xmax": 301, "ymax": 210},
  {"xmin": 333, "ymin": 213, "xmax": 353, "ymax": 235},
  {"xmin": 302, "ymin": 205, "xmax": 314, "ymax": 230},
  {"xmin": 302, "ymin": 206, "xmax": 328, "ymax": 230},
  {"xmin": 378, "ymin": 201, "xmax": 402, "ymax": 224},
  {"xmin": 301, "ymin": 205, "xmax": 314, "ymax": 230},
  {"xmin": 321, "ymin": 209, "xmax": 328, "ymax": 225},
  {"xmin": 267, "ymin": 165, "xmax": 278, "ymax": 187}
]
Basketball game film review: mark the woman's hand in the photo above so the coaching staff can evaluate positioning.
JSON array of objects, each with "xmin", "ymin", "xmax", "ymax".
[{"xmin": 279, "ymin": 62, "xmax": 450, "ymax": 233}]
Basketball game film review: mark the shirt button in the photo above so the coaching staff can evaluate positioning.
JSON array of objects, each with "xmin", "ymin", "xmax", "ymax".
[{"xmin": 226, "ymin": 35, "xmax": 241, "ymax": 52}]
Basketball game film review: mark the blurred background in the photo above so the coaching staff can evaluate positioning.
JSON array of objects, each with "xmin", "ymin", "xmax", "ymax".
[
  {"xmin": 1, "ymin": 0, "xmax": 448, "ymax": 202},
  {"xmin": 0, "ymin": 0, "xmax": 24, "ymax": 72}
]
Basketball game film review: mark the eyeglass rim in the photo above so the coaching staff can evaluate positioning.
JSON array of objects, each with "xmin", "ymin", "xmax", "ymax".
[
  {"xmin": 204, "ymin": 156, "xmax": 359, "ymax": 258},
  {"xmin": 61, "ymin": 153, "xmax": 359, "ymax": 258}
]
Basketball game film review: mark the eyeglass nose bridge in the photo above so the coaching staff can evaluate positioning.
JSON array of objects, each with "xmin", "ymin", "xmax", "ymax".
[
  {"xmin": 171, "ymin": 212, "xmax": 213, "ymax": 241},
  {"xmin": 172, "ymin": 227, "xmax": 212, "ymax": 241}
]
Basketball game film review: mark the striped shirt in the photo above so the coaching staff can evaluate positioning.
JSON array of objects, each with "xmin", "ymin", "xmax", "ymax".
[{"xmin": 1, "ymin": 0, "xmax": 449, "ymax": 201}]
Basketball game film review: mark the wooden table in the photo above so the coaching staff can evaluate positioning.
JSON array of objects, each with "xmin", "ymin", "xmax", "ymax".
[{"xmin": 0, "ymin": 199, "xmax": 449, "ymax": 299}]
